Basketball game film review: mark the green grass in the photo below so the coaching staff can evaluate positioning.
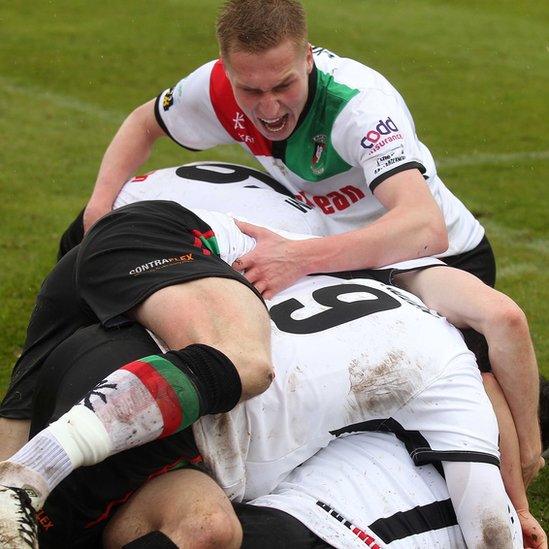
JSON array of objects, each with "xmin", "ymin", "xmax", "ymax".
[{"xmin": 1, "ymin": 0, "xmax": 547, "ymax": 526}]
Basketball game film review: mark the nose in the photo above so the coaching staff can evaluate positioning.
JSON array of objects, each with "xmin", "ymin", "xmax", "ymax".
[{"xmin": 258, "ymin": 93, "xmax": 280, "ymax": 119}]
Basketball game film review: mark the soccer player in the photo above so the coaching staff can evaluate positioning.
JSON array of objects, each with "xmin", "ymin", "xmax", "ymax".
[
  {"xmin": 83, "ymin": 0, "xmax": 493, "ymax": 293},
  {"xmin": 0, "ymin": 272, "xmax": 528, "ymax": 548},
  {"xmin": 107, "ymin": 431, "xmax": 536, "ymax": 548}
]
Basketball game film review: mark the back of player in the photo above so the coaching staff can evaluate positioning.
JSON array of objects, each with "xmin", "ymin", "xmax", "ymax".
[
  {"xmin": 195, "ymin": 273, "xmax": 497, "ymax": 500},
  {"xmin": 250, "ymin": 431, "xmax": 467, "ymax": 548},
  {"xmin": 194, "ymin": 273, "xmax": 520, "ymax": 547},
  {"xmin": 114, "ymin": 162, "xmax": 326, "ymax": 236}
]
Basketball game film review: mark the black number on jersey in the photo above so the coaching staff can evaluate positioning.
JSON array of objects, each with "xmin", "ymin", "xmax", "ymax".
[
  {"xmin": 270, "ymin": 283, "xmax": 401, "ymax": 334},
  {"xmin": 175, "ymin": 163, "xmax": 295, "ymax": 197}
]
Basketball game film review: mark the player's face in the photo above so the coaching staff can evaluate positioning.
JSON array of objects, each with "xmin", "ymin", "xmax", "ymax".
[{"xmin": 225, "ymin": 40, "xmax": 313, "ymax": 141}]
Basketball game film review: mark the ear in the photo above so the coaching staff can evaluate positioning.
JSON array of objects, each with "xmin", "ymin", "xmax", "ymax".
[{"xmin": 305, "ymin": 43, "xmax": 314, "ymax": 74}]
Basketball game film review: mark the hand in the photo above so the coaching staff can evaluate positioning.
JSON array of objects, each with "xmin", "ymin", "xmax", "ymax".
[
  {"xmin": 522, "ymin": 453, "xmax": 545, "ymax": 488},
  {"xmin": 83, "ymin": 201, "xmax": 111, "ymax": 233},
  {"xmin": 517, "ymin": 509, "xmax": 547, "ymax": 549},
  {"xmin": 232, "ymin": 220, "xmax": 307, "ymax": 299}
]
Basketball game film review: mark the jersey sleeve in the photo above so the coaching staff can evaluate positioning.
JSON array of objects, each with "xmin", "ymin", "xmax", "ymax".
[
  {"xmin": 332, "ymin": 88, "xmax": 426, "ymax": 192},
  {"xmin": 155, "ymin": 60, "xmax": 236, "ymax": 150}
]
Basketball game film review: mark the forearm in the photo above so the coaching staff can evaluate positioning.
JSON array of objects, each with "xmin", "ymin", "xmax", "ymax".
[
  {"xmin": 294, "ymin": 204, "xmax": 447, "ymax": 274},
  {"xmin": 483, "ymin": 308, "xmax": 541, "ymax": 476},
  {"xmin": 482, "ymin": 373, "xmax": 529, "ymax": 511},
  {"xmin": 86, "ymin": 99, "xmax": 164, "ymax": 226},
  {"xmin": 397, "ymin": 266, "xmax": 541, "ymax": 479}
]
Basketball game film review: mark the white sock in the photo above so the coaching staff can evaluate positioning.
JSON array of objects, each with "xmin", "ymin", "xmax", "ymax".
[
  {"xmin": 1, "ymin": 364, "xmax": 168, "ymax": 508},
  {"xmin": 2, "ymin": 406, "xmax": 111, "ymax": 508}
]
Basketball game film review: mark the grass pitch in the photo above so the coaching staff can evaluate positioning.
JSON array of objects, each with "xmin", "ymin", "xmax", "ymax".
[{"xmin": 1, "ymin": 0, "xmax": 547, "ymax": 524}]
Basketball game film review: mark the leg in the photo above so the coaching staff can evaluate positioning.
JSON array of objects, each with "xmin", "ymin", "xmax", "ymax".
[
  {"xmin": 0, "ymin": 285, "xmax": 268, "ymax": 543},
  {"xmin": 132, "ymin": 277, "xmax": 273, "ymax": 400},
  {"xmin": 103, "ymin": 469, "xmax": 241, "ymax": 549},
  {"xmin": 0, "ymin": 418, "xmax": 29, "ymax": 460},
  {"xmin": 0, "ymin": 247, "xmax": 95, "ymax": 447}
]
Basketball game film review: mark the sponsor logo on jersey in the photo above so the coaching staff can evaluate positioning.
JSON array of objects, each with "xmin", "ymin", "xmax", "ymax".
[
  {"xmin": 129, "ymin": 254, "xmax": 194, "ymax": 275},
  {"xmin": 373, "ymin": 146, "xmax": 406, "ymax": 174},
  {"xmin": 162, "ymin": 88, "xmax": 175, "ymax": 111},
  {"xmin": 360, "ymin": 117, "xmax": 402, "ymax": 152},
  {"xmin": 295, "ymin": 185, "xmax": 365, "ymax": 215},
  {"xmin": 311, "ymin": 134, "xmax": 327, "ymax": 175}
]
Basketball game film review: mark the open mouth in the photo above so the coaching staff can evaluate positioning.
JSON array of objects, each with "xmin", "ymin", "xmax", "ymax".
[{"xmin": 259, "ymin": 114, "xmax": 289, "ymax": 133}]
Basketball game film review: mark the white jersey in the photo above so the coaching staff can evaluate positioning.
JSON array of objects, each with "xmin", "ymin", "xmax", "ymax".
[
  {"xmin": 251, "ymin": 432, "xmax": 467, "ymax": 548},
  {"xmin": 155, "ymin": 47, "xmax": 484, "ymax": 257},
  {"xmin": 114, "ymin": 162, "xmax": 445, "ymax": 281},
  {"xmin": 193, "ymin": 274, "xmax": 499, "ymax": 501},
  {"xmin": 114, "ymin": 162, "xmax": 326, "ymax": 236}
]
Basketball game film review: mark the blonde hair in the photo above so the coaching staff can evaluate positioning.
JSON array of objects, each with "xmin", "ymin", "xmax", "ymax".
[{"xmin": 216, "ymin": 0, "xmax": 308, "ymax": 59}]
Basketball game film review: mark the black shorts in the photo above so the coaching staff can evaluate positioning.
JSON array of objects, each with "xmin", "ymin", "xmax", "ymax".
[
  {"xmin": 76, "ymin": 200, "xmax": 261, "ymax": 328},
  {"xmin": 33, "ymin": 323, "xmax": 201, "ymax": 549},
  {"xmin": 0, "ymin": 247, "xmax": 96, "ymax": 419},
  {"xmin": 1, "ymin": 201, "xmax": 261, "ymax": 418},
  {"xmin": 234, "ymin": 503, "xmax": 332, "ymax": 548},
  {"xmin": 444, "ymin": 234, "xmax": 496, "ymax": 288}
]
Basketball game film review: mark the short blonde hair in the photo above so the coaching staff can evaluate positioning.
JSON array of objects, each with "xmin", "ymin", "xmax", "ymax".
[{"xmin": 216, "ymin": 0, "xmax": 308, "ymax": 59}]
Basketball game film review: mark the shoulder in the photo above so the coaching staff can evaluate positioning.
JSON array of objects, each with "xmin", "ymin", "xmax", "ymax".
[{"xmin": 313, "ymin": 46, "xmax": 399, "ymax": 98}]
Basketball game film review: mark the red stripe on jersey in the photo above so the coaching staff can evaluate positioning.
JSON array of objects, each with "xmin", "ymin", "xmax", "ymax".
[
  {"xmin": 209, "ymin": 60, "xmax": 272, "ymax": 156},
  {"xmin": 122, "ymin": 360, "xmax": 183, "ymax": 437}
]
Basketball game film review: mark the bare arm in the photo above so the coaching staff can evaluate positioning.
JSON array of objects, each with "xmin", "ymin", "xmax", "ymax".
[
  {"xmin": 235, "ymin": 169, "xmax": 448, "ymax": 298},
  {"xmin": 395, "ymin": 266, "xmax": 543, "ymax": 485},
  {"xmin": 482, "ymin": 373, "xmax": 547, "ymax": 549},
  {"xmin": 83, "ymin": 99, "xmax": 166, "ymax": 231}
]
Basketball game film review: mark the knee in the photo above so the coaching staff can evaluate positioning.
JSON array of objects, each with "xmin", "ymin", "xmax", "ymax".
[
  {"xmin": 167, "ymin": 506, "xmax": 242, "ymax": 548},
  {"xmin": 239, "ymin": 354, "xmax": 275, "ymax": 399}
]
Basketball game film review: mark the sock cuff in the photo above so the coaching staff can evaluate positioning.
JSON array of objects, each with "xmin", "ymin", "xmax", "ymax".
[{"xmin": 167, "ymin": 344, "xmax": 242, "ymax": 415}]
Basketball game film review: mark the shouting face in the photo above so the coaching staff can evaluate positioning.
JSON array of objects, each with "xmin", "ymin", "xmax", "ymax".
[{"xmin": 225, "ymin": 40, "xmax": 313, "ymax": 141}]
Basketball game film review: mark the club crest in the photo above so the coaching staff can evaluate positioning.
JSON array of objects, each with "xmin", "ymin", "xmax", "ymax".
[{"xmin": 311, "ymin": 134, "xmax": 327, "ymax": 175}]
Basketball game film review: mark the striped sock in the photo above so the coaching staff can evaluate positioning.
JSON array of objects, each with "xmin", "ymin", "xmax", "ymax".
[{"xmin": 0, "ymin": 352, "xmax": 204, "ymax": 507}]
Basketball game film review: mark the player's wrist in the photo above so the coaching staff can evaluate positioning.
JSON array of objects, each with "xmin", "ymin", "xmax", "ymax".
[{"xmin": 293, "ymin": 236, "xmax": 339, "ymax": 275}]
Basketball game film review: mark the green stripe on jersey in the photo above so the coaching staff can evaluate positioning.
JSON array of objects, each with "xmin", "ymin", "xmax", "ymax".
[{"xmin": 285, "ymin": 69, "xmax": 359, "ymax": 182}]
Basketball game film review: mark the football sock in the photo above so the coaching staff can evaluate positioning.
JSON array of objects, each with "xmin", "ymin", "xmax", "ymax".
[{"xmin": 0, "ymin": 344, "xmax": 241, "ymax": 507}]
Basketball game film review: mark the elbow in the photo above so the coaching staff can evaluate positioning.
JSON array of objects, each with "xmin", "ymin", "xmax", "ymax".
[
  {"xmin": 494, "ymin": 300, "xmax": 529, "ymax": 335},
  {"xmin": 484, "ymin": 296, "xmax": 529, "ymax": 339},
  {"xmin": 423, "ymin": 220, "xmax": 448, "ymax": 257}
]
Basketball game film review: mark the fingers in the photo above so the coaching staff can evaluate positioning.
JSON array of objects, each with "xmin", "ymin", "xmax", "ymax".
[
  {"xmin": 235, "ymin": 219, "xmax": 266, "ymax": 238},
  {"xmin": 232, "ymin": 254, "xmax": 254, "ymax": 273}
]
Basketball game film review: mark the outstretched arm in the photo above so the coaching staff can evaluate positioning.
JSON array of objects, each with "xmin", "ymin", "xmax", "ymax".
[
  {"xmin": 235, "ymin": 169, "xmax": 448, "ymax": 298},
  {"xmin": 395, "ymin": 266, "xmax": 543, "ymax": 486},
  {"xmin": 83, "ymin": 99, "xmax": 166, "ymax": 231},
  {"xmin": 482, "ymin": 373, "xmax": 547, "ymax": 549}
]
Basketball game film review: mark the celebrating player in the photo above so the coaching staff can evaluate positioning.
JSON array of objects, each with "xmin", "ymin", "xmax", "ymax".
[{"xmin": 84, "ymin": 0, "xmax": 493, "ymax": 293}]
